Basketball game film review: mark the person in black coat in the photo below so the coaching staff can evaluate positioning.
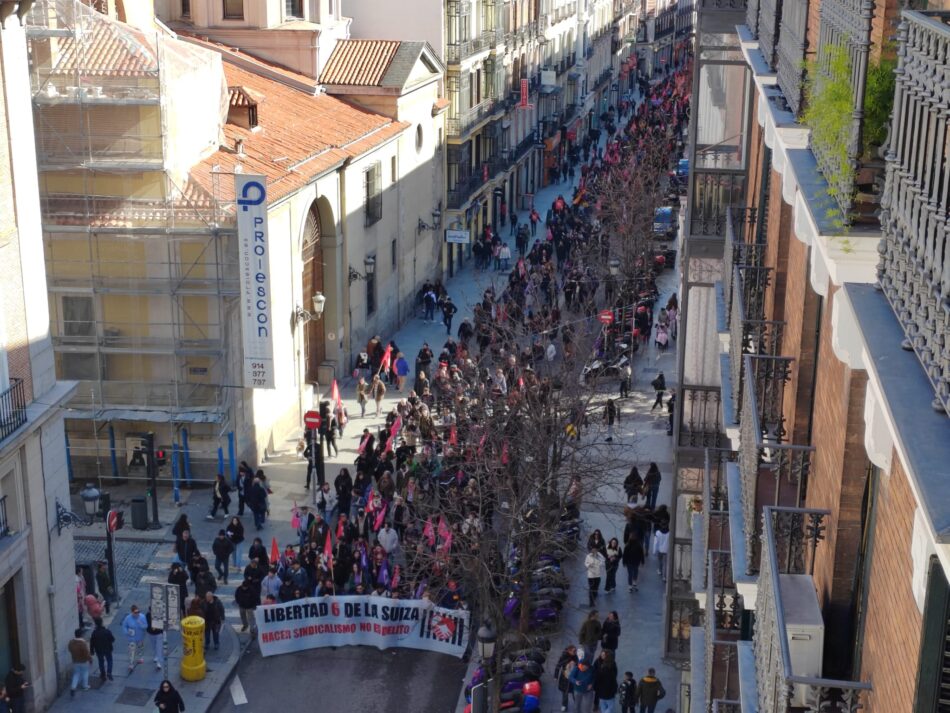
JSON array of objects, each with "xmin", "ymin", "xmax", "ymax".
[
  {"xmin": 211, "ymin": 531, "xmax": 235, "ymax": 584},
  {"xmin": 208, "ymin": 474, "xmax": 231, "ymax": 518},
  {"xmin": 247, "ymin": 538, "xmax": 269, "ymax": 569},
  {"xmin": 234, "ymin": 577, "xmax": 261, "ymax": 633},
  {"xmin": 602, "ymin": 611, "xmax": 621, "ymax": 653},
  {"xmin": 593, "ymin": 650, "xmax": 619, "ymax": 709},
  {"xmin": 200, "ymin": 592, "xmax": 225, "ymax": 650},
  {"xmin": 89, "ymin": 619, "xmax": 115, "ymax": 681},
  {"xmin": 245, "ymin": 478, "xmax": 268, "ymax": 530},
  {"xmin": 154, "ymin": 680, "xmax": 185, "ymax": 712},
  {"xmin": 226, "ymin": 516, "xmax": 245, "ymax": 569},
  {"xmin": 168, "ymin": 564, "xmax": 189, "ymax": 615},
  {"xmin": 173, "ymin": 530, "xmax": 199, "ymax": 568},
  {"xmin": 335, "ymin": 468, "xmax": 353, "ymax": 519},
  {"xmin": 553, "ymin": 644, "xmax": 578, "ymax": 711}
]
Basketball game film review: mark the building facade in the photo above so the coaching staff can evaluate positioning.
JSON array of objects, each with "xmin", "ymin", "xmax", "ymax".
[
  {"xmin": 347, "ymin": 0, "xmax": 641, "ymax": 275},
  {"xmin": 670, "ymin": 0, "xmax": 950, "ymax": 711},
  {"xmin": 0, "ymin": 9, "xmax": 80, "ymax": 709}
]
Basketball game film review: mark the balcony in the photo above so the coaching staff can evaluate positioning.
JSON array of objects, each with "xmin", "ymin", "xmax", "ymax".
[
  {"xmin": 445, "ymin": 35, "xmax": 492, "ymax": 64},
  {"xmin": 774, "ymin": 0, "xmax": 807, "ymax": 115},
  {"xmin": 757, "ymin": 0, "xmax": 781, "ymax": 68},
  {"xmin": 703, "ymin": 550, "xmax": 742, "ymax": 708},
  {"xmin": 68, "ymin": 379, "xmax": 226, "ymax": 414},
  {"xmin": 755, "ymin": 507, "xmax": 871, "ymax": 712},
  {"xmin": 697, "ymin": 448, "xmax": 737, "ymax": 597},
  {"xmin": 447, "ymin": 171, "xmax": 486, "ymax": 210},
  {"xmin": 738, "ymin": 361, "xmax": 814, "ymax": 573},
  {"xmin": 446, "ymin": 0, "xmax": 470, "ymax": 16},
  {"xmin": 878, "ymin": 10, "xmax": 950, "ymax": 415},
  {"xmin": 679, "ymin": 386, "xmax": 724, "ymax": 449},
  {"xmin": 0, "ymin": 379, "xmax": 28, "ymax": 446},
  {"xmin": 446, "ymin": 99, "xmax": 497, "ymax": 139}
]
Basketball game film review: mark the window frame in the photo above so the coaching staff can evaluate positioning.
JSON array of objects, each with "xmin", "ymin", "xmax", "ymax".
[
  {"xmin": 365, "ymin": 260, "xmax": 377, "ymax": 317},
  {"xmin": 364, "ymin": 162, "xmax": 383, "ymax": 227},
  {"xmin": 223, "ymin": 0, "xmax": 244, "ymax": 20}
]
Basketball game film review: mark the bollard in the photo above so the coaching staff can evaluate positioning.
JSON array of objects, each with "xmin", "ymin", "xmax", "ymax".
[{"xmin": 179, "ymin": 616, "xmax": 206, "ymax": 682}]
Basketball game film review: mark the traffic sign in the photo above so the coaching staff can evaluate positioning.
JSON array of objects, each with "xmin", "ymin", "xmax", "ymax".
[
  {"xmin": 598, "ymin": 310, "xmax": 615, "ymax": 325},
  {"xmin": 107, "ymin": 510, "xmax": 119, "ymax": 532},
  {"xmin": 304, "ymin": 410, "xmax": 322, "ymax": 430}
]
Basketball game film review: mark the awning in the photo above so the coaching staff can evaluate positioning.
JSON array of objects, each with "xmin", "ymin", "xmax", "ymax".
[{"xmin": 64, "ymin": 408, "xmax": 227, "ymax": 424}]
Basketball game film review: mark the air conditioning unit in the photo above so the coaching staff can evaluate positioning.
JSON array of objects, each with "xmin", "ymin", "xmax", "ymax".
[{"xmin": 778, "ymin": 573, "xmax": 825, "ymax": 708}]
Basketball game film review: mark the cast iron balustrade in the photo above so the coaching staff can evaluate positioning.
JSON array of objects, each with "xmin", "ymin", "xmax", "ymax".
[
  {"xmin": 809, "ymin": 0, "xmax": 874, "ymax": 216},
  {"xmin": 447, "ymin": 172, "xmax": 485, "ymax": 210},
  {"xmin": 757, "ymin": 0, "xmax": 782, "ymax": 68},
  {"xmin": 691, "ymin": 173, "xmax": 747, "ymax": 237},
  {"xmin": 702, "ymin": 449, "xmax": 737, "ymax": 589},
  {"xmin": 0, "ymin": 379, "xmax": 28, "ymax": 445},
  {"xmin": 877, "ymin": 10, "xmax": 950, "ymax": 415},
  {"xmin": 679, "ymin": 386, "xmax": 724, "ymax": 449},
  {"xmin": 705, "ymin": 554, "xmax": 741, "ymax": 709},
  {"xmin": 775, "ymin": 0, "xmax": 808, "ymax": 115},
  {"xmin": 755, "ymin": 507, "xmax": 871, "ymax": 713},
  {"xmin": 738, "ymin": 364, "xmax": 814, "ymax": 573},
  {"xmin": 447, "ymin": 0, "xmax": 470, "ymax": 16},
  {"xmin": 668, "ymin": 594, "xmax": 700, "ymax": 658},
  {"xmin": 446, "ymin": 99, "xmax": 497, "ymax": 139}
]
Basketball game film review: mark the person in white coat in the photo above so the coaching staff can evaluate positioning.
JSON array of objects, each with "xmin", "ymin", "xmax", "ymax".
[
  {"xmin": 652, "ymin": 525, "xmax": 670, "ymax": 582},
  {"xmin": 585, "ymin": 545, "xmax": 606, "ymax": 607}
]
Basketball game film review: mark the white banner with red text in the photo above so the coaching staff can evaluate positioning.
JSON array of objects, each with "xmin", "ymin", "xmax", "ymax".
[{"xmin": 254, "ymin": 596, "xmax": 470, "ymax": 658}]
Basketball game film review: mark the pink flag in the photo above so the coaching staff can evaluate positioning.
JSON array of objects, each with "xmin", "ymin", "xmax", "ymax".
[
  {"xmin": 438, "ymin": 516, "xmax": 450, "ymax": 541},
  {"xmin": 365, "ymin": 491, "xmax": 375, "ymax": 514},
  {"xmin": 374, "ymin": 503, "xmax": 387, "ymax": 531},
  {"xmin": 390, "ymin": 416, "xmax": 402, "ymax": 439},
  {"xmin": 423, "ymin": 518, "xmax": 436, "ymax": 547},
  {"xmin": 380, "ymin": 345, "xmax": 393, "ymax": 372},
  {"xmin": 448, "ymin": 425, "xmax": 458, "ymax": 446},
  {"xmin": 501, "ymin": 441, "xmax": 510, "ymax": 465}
]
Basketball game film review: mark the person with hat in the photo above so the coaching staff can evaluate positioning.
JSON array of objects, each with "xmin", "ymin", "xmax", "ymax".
[{"xmin": 568, "ymin": 648, "xmax": 595, "ymax": 713}]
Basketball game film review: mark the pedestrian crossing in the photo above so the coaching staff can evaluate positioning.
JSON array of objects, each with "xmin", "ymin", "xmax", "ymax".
[{"xmin": 142, "ymin": 548, "xmax": 248, "ymax": 633}]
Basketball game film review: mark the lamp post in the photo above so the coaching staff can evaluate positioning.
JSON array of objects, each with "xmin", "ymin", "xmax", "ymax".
[
  {"xmin": 476, "ymin": 620, "xmax": 497, "ymax": 662},
  {"xmin": 608, "ymin": 257, "xmax": 621, "ymax": 276}
]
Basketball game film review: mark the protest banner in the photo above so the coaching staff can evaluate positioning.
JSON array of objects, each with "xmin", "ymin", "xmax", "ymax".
[{"xmin": 254, "ymin": 595, "xmax": 470, "ymax": 658}]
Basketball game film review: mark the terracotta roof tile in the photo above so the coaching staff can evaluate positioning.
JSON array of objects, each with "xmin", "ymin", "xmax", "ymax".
[
  {"xmin": 49, "ymin": 10, "xmax": 159, "ymax": 77},
  {"xmin": 319, "ymin": 39, "xmax": 401, "ymax": 86},
  {"xmin": 190, "ymin": 62, "xmax": 409, "ymax": 205}
]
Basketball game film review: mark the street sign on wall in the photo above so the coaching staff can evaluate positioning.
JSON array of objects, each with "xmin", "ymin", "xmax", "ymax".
[
  {"xmin": 235, "ymin": 174, "xmax": 276, "ymax": 389},
  {"xmin": 445, "ymin": 229, "xmax": 471, "ymax": 245}
]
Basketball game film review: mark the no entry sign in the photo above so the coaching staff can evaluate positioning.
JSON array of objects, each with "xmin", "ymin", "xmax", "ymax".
[
  {"xmin": 598, "ymin": 310, "xmax": 615, "ymax": 325},
  {"xmin": 304, "ymin": 410, "xmax": 322, "ymax": 430}
]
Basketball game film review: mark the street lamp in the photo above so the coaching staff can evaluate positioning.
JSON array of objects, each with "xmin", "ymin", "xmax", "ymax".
[
  {"xmin": 79, "ymin": 483, "xmax": 101, "ymax": 517},
  {"xmin": 476, "ymin": 620, "xmax": 497, "ymax": 661},
  {"xmin": 348, "ymin": 256, "xmax": 377, "ymax": 284},
  {"xmin": 609, "ymin": 257, "xmax": 621, "ymax": 276},
  {"xmin": 311, "ymin": 292, "xmax": 326, "ymax": 317}
]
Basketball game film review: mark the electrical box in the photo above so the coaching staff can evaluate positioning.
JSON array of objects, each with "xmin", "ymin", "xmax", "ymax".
[{"xmin": 778, "ymin": 573, "xmax": 825, "ymax": 707}]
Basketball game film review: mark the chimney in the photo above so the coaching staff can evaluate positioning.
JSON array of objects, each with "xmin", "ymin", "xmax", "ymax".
[{"xmin": 235, "ymin": 138, "xmax": 245, "ymax": 156}]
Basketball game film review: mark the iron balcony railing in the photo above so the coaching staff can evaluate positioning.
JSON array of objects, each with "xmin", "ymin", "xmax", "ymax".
[
  {"xmin": 757, "ymin": 0, "xmax": 782, "ymax": 68},
  {"xmin": 447, "ymin": 0, "xmax": 470, "ymax": 16},
  {"xmin": 447, "ymin": 171, "xmax": 486, "ymax": 210},
  {"xmin": 445, "ymin": 35, "xmax": 492, "ymax": 63},
  {"xmin": 679, "ymin": 386, "xmax": 724, "ymax": 449},
  {"xmin": 691, "ymin": 172, "xmax": 747, "ymax": 237},
  {"xmin": 738, "ymin": 364, "xmax": 814, "ymax": 573},
  {"xmin": 704, "ymin": 554, "xmax": 741, "ymax": 708},
  {"xmin": 446, "ymin": 99, "xmax": 497, "ymax": 139},
  {"xmin": 0, "ymin": 379, "xmax": 28, "ymax": 445},
  {"xmin": 878, "ymin": 10, "xmax": 950, "ymax": 415},
  {"xmin": 756, "ymin": 507, "xmax": 871, "ymax": 713},
  {"xmin": 775, "ymin": 0, "xmax": 808, "ymax": 115},
  {"xmin": 701, "ymin": 448, "xmax": 737, "ymax": 591}
]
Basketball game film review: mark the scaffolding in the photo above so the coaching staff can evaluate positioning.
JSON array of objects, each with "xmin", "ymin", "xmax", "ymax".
[{"xmin": 26, "ymin": 0, "xmax": 240, "ymax": 479}]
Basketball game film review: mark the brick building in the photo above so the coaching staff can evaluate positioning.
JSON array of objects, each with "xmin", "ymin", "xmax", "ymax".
[{"xmin": 667, "ymin": 0, "xmax": 950, "ymax": 710}]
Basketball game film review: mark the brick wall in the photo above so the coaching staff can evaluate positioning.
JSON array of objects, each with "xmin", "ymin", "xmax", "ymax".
[
  {"xmin": 744, "ymin": 91, "xmax": 764, "ymax": 216},
  {"xmin": 806, "ymin": 284, "xmax": 869, "ymax": 677},
  {"xmin": 806, "ymin": 0, "xmax": 822, "ymax": 66},
  {"xmin": 870, "ymin": 0, "xmax": 901, "ymax": 62},
  {"xmin": 859, "ymin": 452, "xmax": 922, "ymax": 713},
  {"xmin": 763, "ymin": 168, "xmax": 790, "ymax": 327}
]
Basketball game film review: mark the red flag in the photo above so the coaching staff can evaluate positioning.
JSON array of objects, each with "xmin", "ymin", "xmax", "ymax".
[
  {"xmin": 374, "ymin": 503, "xmax": 387, "ymax": 531},
  {"xmin": 365, "ymin": 491, "xmax": 375, "ymax": 513},
  {"xmin": 323, "ymin": 529, "xmax": 333, "ymax": 559},
  {"xmin": 391, "ymin": 565, "xmax": 401, "ymax": 591},
  {"xmin": 331, "ymin": 379, "xmax": 346, "ymax": 425},
  {"xmin": 390, "ymin": 416, "xmax": 402, "ymax": 438},
  {"xmin": 336, "ymin": 517, "xmax": 344, "ymax": 540},
  {"xmin": 270, "ymin": 537, "xmax": 279, "ymax": 565},
  {"xmin": 380, "ymin": 345, "xmax": 393, "ymax": 372},
  {"xmin": 385, "ymin": 433, "xmax": 395, "ymax": 454},
  {"xmin": 448, "ymin": 425, "xmax": 458, "ymax": 446},
  {"xmin": 423, "ymin": 518, "xmax": 436, "ymax": 547}
]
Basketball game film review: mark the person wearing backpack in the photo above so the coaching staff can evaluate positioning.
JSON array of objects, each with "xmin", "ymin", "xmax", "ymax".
[
  {"xmin": 650, "ymin": 372, "xmax": 666, "ymax": 411},
  {"xmin": 636, "ymin": 668, "xmax": 666, "ymax": 713},
  {"xmin": 568, "ymin": 650, "xmax": 596, "ymax": 713},
  {"xmin": 554, "ymin": 644, "xmax": 578, "ymax": 712},
  {"xmin": 618, "ymin": 671, "xmax": 636, "ymax": 713}
]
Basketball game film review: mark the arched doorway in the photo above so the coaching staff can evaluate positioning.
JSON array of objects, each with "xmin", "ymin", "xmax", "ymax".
[{"xmin": 301, "ymin": 202, "xmax": 325, "ymax": 383}]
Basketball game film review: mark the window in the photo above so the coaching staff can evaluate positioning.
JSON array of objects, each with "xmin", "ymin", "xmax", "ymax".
[
  {"xmin": 391, "ymin": 239, "xmax": 397, "ymax": 269},
  {"xmin": 62, "ymin": 296, "xmax": 95, "ymax": 338},
  {"xmin": 391, "ymin": 156, "xmax": 397, "ymax": 183},
  {"xmin": 416, "ymin": 125, "xmax": 424, "ymax": 152},
  {"xmin": 365, "ymin": 266, "xmax": 376, "ymax": 317},
  {"xmin": 223, "ymin": 0, "xmax": 243, "ymax": 19},
  {"xmin": 364, "ymin": 162, "xmax": 382, "ymax": 226},
  {"xmin": 181, "ymin": 0, "xmax": 190, "ymax": 16},
  {"xmin": 285, "ymin": 0, "xmax": 302, "ymax": 17},
  {"xmin": 60, "ymin": 353, "xmax": 99, "ymax": 381}
]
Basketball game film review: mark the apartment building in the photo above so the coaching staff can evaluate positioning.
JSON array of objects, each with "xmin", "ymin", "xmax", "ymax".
[
  {"xmin": 669, "ymin": 0, "xmax": 950, "ymax": 710},
  {"xmin": 0, "ymin": 9, "xmax": 80, "ymax": 709},
  {"xmin": 347, "ymin": 0, "xmax": 640, "ymax": 271}
]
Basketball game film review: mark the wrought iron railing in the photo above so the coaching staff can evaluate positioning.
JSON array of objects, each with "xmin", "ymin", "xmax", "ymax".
[
  {"xmin": 878, "ymin": 10, "xmax": 950, "ymax": 415},
  {"xmin": 691, "ymin": 173, "xmax": 747, "ymax": 237},
  {"xmin": 745, "ymin": 354, "xmax": 792, "ymax": 438},
  {"xmin": 0, "ymin": 495, "xmax": 9, "ymax": 537},
  {"xmin": 729, "ymin": 273, "xmax": 784, "ymax": 424},
  {"xmin": 679, "ymin": 386, "xmax": 723, "ymax": 449},
  {"xmin": 0, "ymin": 379, "xmax": 28, "ymax": 445},
  {"xmin": 447, "ymin": 170, "xmax": 488, "ymax": 210},
  {"xmin": 775, "ymin": 0, "xmax": 808, "ymax": 115},
  {"xmin": 702, "ymin": 449, "xmax": 736, "ymax": 586},
  {"xmin": 705, "ymin": 562, "xmax": 741, "ymax": 707},
  {"xmin": 446, "ymin": 99, "xmax": 497, "ymax": 138},
  {"xmin": 746, "ymin": 0, "xmax": 761, "ymax": 36},
  {"xmin": 709, "ymin": 550, "xmax": 741, "ymax": 630},
  {"xmin": 757, "ymin": 0, "xmax": 782, "ymax": 67},
  {"xmin": 755, "ymin": 507, "xmax": 871, "ymax": 713},
  {"xmin": 667, "ymin": 594, "xmax": 700, "ymax": 658}
]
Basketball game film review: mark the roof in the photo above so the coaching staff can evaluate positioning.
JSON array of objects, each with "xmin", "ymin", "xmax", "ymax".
[
  {"xmin": 190, "ymin": 61, "xmax": 409, "ymax": 205},
  {"xmin": 48, "ymin": 6, "xmax": 159, "ymax": 77},
  {"xmin": 319, "ymin": 39, "xmax": 401, "ymax": 86}
]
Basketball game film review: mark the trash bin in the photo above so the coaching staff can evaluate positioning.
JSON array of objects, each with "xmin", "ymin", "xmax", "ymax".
[
  {"xmin": 180, "ymin": 616, "xmax": 207, "ymax": 681},
  {"xmin": 130, "ymin": 496, "xmax": 148, "ymax": 530}
]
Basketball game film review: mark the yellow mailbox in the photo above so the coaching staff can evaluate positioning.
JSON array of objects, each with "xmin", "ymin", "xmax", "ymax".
[{"xmin": 180, "ymin": 615, "xmax": 206, "ymax": 682}]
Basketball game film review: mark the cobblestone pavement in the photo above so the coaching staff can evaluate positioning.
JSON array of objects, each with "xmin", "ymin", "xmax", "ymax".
[{"xmin": 74, "ymin": 538, "xmax": 160, "ymax": 601}]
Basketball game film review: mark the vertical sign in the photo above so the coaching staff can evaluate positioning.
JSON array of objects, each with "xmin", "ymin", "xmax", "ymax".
[
  {"xmin": 235, "ymin": 174, "xmax": 276, "ymax": 389},
  {"xmin": 520, "ymin": 78, "xmax": 529, "ymax": 107}
]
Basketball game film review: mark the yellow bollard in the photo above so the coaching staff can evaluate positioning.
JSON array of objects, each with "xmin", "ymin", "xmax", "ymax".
[{"xmin": 180, "ymin": 615, "xmax": 206, "ymax": 682}]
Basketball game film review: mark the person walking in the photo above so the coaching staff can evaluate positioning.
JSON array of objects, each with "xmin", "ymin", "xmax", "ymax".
[
  {"xmin": 649, "ymin": 372, "xmax": 666, "ymax": 411},
  {"xmin": 154, "ymin": 680, "xmax": 186, "ymax": 713},
  {"xmin": 578, "ymin": 611, "xmax": 603, "ymax": 660},
  {"xmin": 568, "ymin": 651, "xmax": 595, "ymax": 713},
  {"xmin": 530, "ymin": 207, "xmax": 540, "ymax": 237},
  {"xmin": 146, "ymin": 609, "xmax": 164, "ymax": 672},
  {"xmin": 653, "ymin": 525, "xmax": 670, "ymax": 582},
  {"xmin": 554, "ymin": 644, "xmax": 578, "ymax": 712},
  {"xmin": 96, "ymin": 562, "xmax": 114, "ymax": 615},
  {"xmin": 666, "ymin": 388, "xmax": 676, "ymax": 436},
  {"xmin": 226, "ymin": 516, "xmax": 244, "ymax": 569},
  {"xmin": 235, "ymin": 576, "xmax": 261, "ymax": 634},
  {"xmin": 605, "ymin": 538, "xmax": 622, "ymax": 593},
  {"xmin": 603, "ymin": 398, "xmax": 619, "ymax": 443},
  {"xmin": 371, "ymin": 375, "xmax": 387, "ymax": 417},
  {"xmin": 246, "ymin": 477, "xmax": 268, "ymax": 531},
  {"xmin": 394, "ymin": 352, "xmax": 410, "ymax": 391},
  {"xmin": 593, "ymin": 649, "xmax": 619, "ymax": 713},
  {"xmin": 601, "ymin": 611, "xmax": 621, "ymax": 654},
  {"xmin": 510, "ymin": 211, "xmax": 519, "ymax": 236},
  {"xmin": 644, "ymin": 463, "xmax": 662, "ymax": 510},
  {"xmin": 173, "ymin": 529, "xmax": 199, "ymax": 567},
  {"xmin": 201, "ymin": 591, "xmax": 225, "ymax": 651},
  {"xmin": 585, "ymin": 545, "xmax": 606, "ymax": 607},
  {"xmin": 121, "ymin": 604, "xmax": 147, "ymax": 673},
  {"xmin": 618, "ymin": 672, "xmax": 637, "ymax": 713},
  {"xmin": 636, "ymin": 669, "xmax": 666, "ymax": 713},
  {"xmin": 356, "ymin": 377, "xmax": 370, "ymax": 418},
  {"xmin": 622, "ymin": 531, "xmax": 645, "ymax": 591},
  {"xmin": 89, "ymin": 618, "xmax": 115, "ymax": 682},
  {"xmin": 212, "ymin": 530, "xmax": 235, "ymax": 584},
  {"xmin": 4, "ymin": 665, "xmax": 28, "ymax": 713},
  {"xmin": 67, "ymin": 629, "xmax": 92, "ymax": 696},
  {"xmin": 168, "ymin": 564, "xmax": 189, "ymax": 616},
  {"xmin": 441, "ymin": 297, "xmax": 458, "ymax": 335},
  {"xmin": 207, "ymin": 473, "xmax": 231, "ymax": 519}
]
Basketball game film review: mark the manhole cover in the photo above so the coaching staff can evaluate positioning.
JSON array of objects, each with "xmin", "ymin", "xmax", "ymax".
[{"xmin": 115, "ymin": 686, "xmax": 154, "ymax": 706}]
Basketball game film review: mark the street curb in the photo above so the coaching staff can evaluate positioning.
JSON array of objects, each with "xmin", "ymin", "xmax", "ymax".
[{"xmin": 202, "ymin": 630, "xmax": 258, "ymax": 711}]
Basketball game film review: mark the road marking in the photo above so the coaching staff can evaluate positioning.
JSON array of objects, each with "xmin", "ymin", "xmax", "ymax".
[{"xmin": 229, "ymin": 675, "xmax": 248, "ymax": 706}]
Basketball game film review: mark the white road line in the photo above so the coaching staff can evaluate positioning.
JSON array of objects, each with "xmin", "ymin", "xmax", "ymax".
[{"xmin": 229, "ymin": 674, "xmax": 248, "ymax": 706}]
